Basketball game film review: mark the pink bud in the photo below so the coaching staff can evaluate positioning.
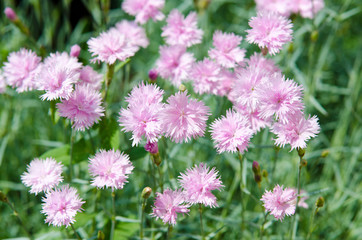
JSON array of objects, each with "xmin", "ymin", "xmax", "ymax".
[
  {"xmin": 144, "ymin": 141, "xmax": 158, "ymax": 154},
  {"xmin": 148, "ymin": 69, "xmax": 158, "ymax": 82},
  {"xmin": 70, "ymin": 44, "xmax": 81, "ymax": 58},
  {"xmin": 4, "ymin": 7, "xmax": 17, "ymax": 21}
]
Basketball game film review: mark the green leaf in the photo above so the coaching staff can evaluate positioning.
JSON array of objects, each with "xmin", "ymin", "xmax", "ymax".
[
  {"xmin": 114, "ymin": 222, "xmax": 139, "ymax": 239},
  {"xmin": 124, "ymin": 146, "xmax": 147, "ymax": 161},
  {"xmin": 40, "ymin": 145, "xmax": 70, "ymax": 166}
]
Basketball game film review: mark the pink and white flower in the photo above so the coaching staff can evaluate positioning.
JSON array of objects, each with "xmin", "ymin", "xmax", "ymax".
[{"xmin": 122, "ymin": 0, "xmax": 165, "ymax": 24}]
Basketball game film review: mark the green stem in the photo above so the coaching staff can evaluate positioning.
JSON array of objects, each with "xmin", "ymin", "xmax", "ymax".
[
  {"xmin": 103, "ymin": 63, "xmax": 115, "ymax": 105},
  {"xmin": 140, "ymin": 198, "xmax": 147, "ymax": 240},
  {"xmin": 5, "ymin": 200, "xmax": 33, "ymax": 240},
  {"xmin": 237, "ymin": 150, "xmax": 245, "ymax": 236},
  {"xmin": 306, "ymin": 207, "xmax": 319, "ymax": 240},
  {"xmin": 157, "ymin": 165, "xmax": 164, "ymax": 192},
  {"xmin": 70, "ymin": 223, "xmax": 82, "ymax": 240},
  {"xmin": 271, "ymin": 146, "xmax": 280, "ymax": 180},
  {"xmin": 87, "ymin": 129, "xmax": 96, "ymax": 153},
  {"xmin": 259, "ymin": 212, "xmax": 269, "ymax": 240},
  {"xmin": 291, "ymin": 154, "xmax": 304, "ymax": 240},
  {"xmin": 110, "ymin": 190, "xmax": 116, "ymax": 240},
  {"xmin": 167, "ymin": 225, "xmax": 173, "ymax": 240},
  {"xmin": 199, "ymin": 203, "xmax": 205, "ymax": 240},
  {"xmin": 69, "ymin": 127, "xmax": 76, "ymax": 182}
]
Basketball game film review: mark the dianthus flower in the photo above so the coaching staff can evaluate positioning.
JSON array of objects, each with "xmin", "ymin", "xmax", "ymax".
[
  {"xmin": 160, "ymin": 91, "xmax": 210, "ymax": 143},
  {"xmin": 41, "ymin": 185, "xmax": 85, "ymax": 227},
  {"xmin": 208, "ymin": 30, "xmax": 246, "ymax": 68},
  {"xmin": 189, "ymin": 58, "xmax": 220, "ymax": 95},
  {"xmin": 233, "ymin": 103, "xmax": 272, "ymax": 133},
  {"xmin": 37, "ymin": 52, "xmax": 82, "ymax": 101},
  {"xmin": 70, "ymin": 44, "xmax": 81, "ymax": 58},
  {"xmin": 291, "ymin": 188, "xmax": 309, "ymax": 209},
  {"xmin": 155, "ymin": 45, "xmax": 195, "ymax": 86},
  {"xmin": 292, "ymin": 0, "xmax": 325, "ymax": 19},
  {"xmin": 151, "ymin": 188, "xmax": 190, "ymax": 225},
  {"xmin": 247, "ymin": 53, "xmax": 281, "ymax": 74},
  {"xmin": 115, "ymin": 20, "xmax": 149, "ymax": 49},
  {"xmin": 57, "ymin": 85, "xmax": 105, "ymax": 131},
  {"xmin": 78, "ymin": 66, "xmax": 103, "ymax": 91},
  {"xmin": 212, "ymin": 69, "xmax": 236, "ymax": 96},
  {"xmin": 21, "ymin": 158, "xmax": 63, "ymax": 195},
  {"xmin": 3, "ymin": 48, "xmax": 41, "ymax": 92},
  {"xmin": 210, "ymin": 110, "xmax": 253, "ymax": 153},
  {"xmin": 88, "ymin": 149, "xmax": 134, "ymax": 190},
  {"xmin": 122, "ymin": 0, "xmax": 165, "ymax": 24},
  {"xmin": 257, "ymin": 73, "xmax": 304, "ymax": 123},
  {"xmin": 246, "ymin": 12, "xmax": 293, "ymax": 55},
  {"xmin": 271, "ymin": 111, "xmax": 320, "ymax": 150},
  {"xmin": 254, "ymin": 0, "xmax": 292, "ymax": 17},
  {"xmin": 118, "ymin": 82, "xmax": 164, "ymax": 146},
  {"xmin": 88, "ymin": 27, "xmax": 138, "ymax": 64},
  {"xmin": 261, "ymin": 185, "xmax": 296, "ymax": 221},
  {"xmin": 179, "ymin": 163, "xmax": 223, "ymax": 207},
  {"xmin": 161, "ymin": 9, "xmax": 203, "ymax": 47}
]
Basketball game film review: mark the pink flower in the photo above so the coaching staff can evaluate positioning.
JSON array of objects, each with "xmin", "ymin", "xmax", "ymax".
[
  {"xmin": 160, "ymin": 91, "xmax": 210, "ymax": 143},
  {"xmin": 210, "ymin": 110, "xmax": 253, "ymax": 153},
  {"xmin": 115, "ymin": 20, "xmax": 149, "ymax": 49},
  {"xmin": 246, "ymin": 12, "xmax": 293, "ymax": 55},
  {"xmin": 38, "ymin": 52, "xmax": 82, "ymax": 101},
  {"xmin": 155, "ymin": 45, "xmax": 195, "ymax": 86},
  {"xmin": 179, "ymin": 163, "xmax": 223, "ymax": 207},
  {"xmin": 257, "ymin": 73, "xmax": 304, "ymax": 124},
  {"xmin": 293, "ymin": 0, "xmax": 324, "ymax": 19},
  {"xmin": 291, "ymin": 188, "xmax": 309, "ymax": 209},
  {"xmin": 0, "ymin": 70, "xmax": 7, "ymax": 93},
  {"xmin": 247, "ymin": 53, "xmax": 281, "ymax": 74},
  {"xmin": 212, "ymin": 69, "xmax": 236, "ymax": 96},
  {"xmin": 118, "ymin": 82, "xmax": 164, "ymax": 146},
  {"xmin": 233, "ymin": 104, "xmax": 272, "ymax": 133},
  {"xmin": 21, "ymin": 158, "xmax": 63, "ymax": 195},
  {"xmin": 41, "ymin": 185, "xmax": 85, "ymax": 227},
  {"xmin": 78, "ymin": 66, "xmax": 103, "ymax": 91},
  {"xmin": 151, "ymin": 188, "xmax": 190, "ymax": 225},
  {"xmin": 122, "ymin": 0, "xmax": 165, "ymax": 24},
  {"xmin": 3, "ymin": 48, "xmax": 41, "ymax": 92},
  {"xmin": 88, "ymin": 28, "xmax": 138, "ymax": 64},
  {"xmin": 254, "ymin": 0, "xmax": 292, "ymax": 17},
  {"xmin": 144, "ymin": 141, "xmax": 159, "ymax": 154},
  {"xmin": 261, "ymin": 185, "xmax": 296, "ymax": 221},
  {"xmin": 57, "ymin": 85, "xmax": 105, "ymax": 131},
  {"xmin": 88, "ymin": 149, "xmax": 134, "ymax": 190},
  {"xmin": 271, "ymin": 111, "xmax": 320, "ymax": 150},
  {"xmin": 70, "ymin": 44, "xmax": 81, "ymax": 57},
  {"xmin": 189, "ymin": 58, "xmax": 220, "ymax": 95},
  {"xmin": 4, "ymin": 7, "xmax": 18, "ymax": 21},
  {"xmin": 208, "ymin": 30, "xmax": 246, "ymax": 68},
  {"xmin": 161, "ymin": 9, "xmax": 203, "ymax": 47}
]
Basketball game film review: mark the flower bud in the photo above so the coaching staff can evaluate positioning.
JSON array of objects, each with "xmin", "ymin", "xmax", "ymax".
[
  {"xmin": 97, "ymin": 230, "xmax": 105, "ymax": 240},
  {"xmin": 151, "ymin": 153, "xmax": 162, "ymax": 166},
  {"xmin": 321, "ymin": 150, "xmax": 329, "ymax": 158},
  {"xmin": 254, "ymin": 174, "xmax": 262, "ymax": 184},
  {"xmin": 316, "ymin": 196, "xmax": 324, "ymax": 208},
  {"xmin": 311, "ymin": 30, "xmax": 319, "ymax": 42},
  {"xmin": 301, "ymin": 159, "xmax": 308, "ymax": 167},
  {"xmin": 179, "ymin": 84, "xmax": 186, "ymax": 92},
  {"xmin": 0, "ymin": 191, "xmax": 8, "ymax": 203},
  {"xmin": 252, "ymin": 161, "xmax": 260, "ymax": 174},
  {"xmin": 297, "ymin": 148, "xmax": 305, "ymax": 158},
  {"xmin": 148, "ymin": 69, "xmax": 157, "ymax": 82},
  {"xmin": 70, "ymin": 44, "xmax": 81, "ymax": 58},
  {"xmin": 142, "ymin": 187, "xmax": 152, "ymax": 199},
  {"xmin": 145, "ymin": 141, "xmax": 159, "ymax": 154},
  {"xmin": 262, "ymin": 169, "xmax": 268, "ymax": 178},
  {"xmin": 4, "ymin": 7, "xmax": 17, "ymax": 21}
]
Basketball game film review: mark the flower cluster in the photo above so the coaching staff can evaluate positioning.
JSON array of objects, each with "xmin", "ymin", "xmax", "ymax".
[{"xmin": 122, "ymin": 0, "xmax": 165, "ymax": 24}]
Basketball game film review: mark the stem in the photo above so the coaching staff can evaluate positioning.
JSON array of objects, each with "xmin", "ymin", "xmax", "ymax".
[
  {"xmin": 71, "ymin": 223, "xmax": 82, "ymax": 240},
  {"xmin": 237, "ymin": 150, "xmax": 245, "ymax": 236},
  {"xmin": 110, "ymin": 190, "xmax": 116, "ymax": 240},
  {"xmin": 307, "ymin": 206, "xmax": 319, "ymax": 240},
  {"xmin": 69, "ymin": 127, "xmax": 76, "ymax": 182},
  {"xmin": 140, "ymin": 198, "xmax": 147, "ymax": 240},
  {"xmin": 5, "ymin": 200, "xmax": 33, "ymax": 240},
  {"xmin": 157, "ymin": 166, "xmax": 164, "ymax": 192},
  {"xmin": 87, "ymin": 129, "xmax": 96, "ymax": 153},
  {"xmin": 259, "ymin": 212, "xmax": 269, "ymax": 240},
  {"xmin": 167, "ymin": 224, "xmax": 173, "ymax": 240},
  {"xmin": 291, "ymin": 154, "xmax": 304, "ymax": 240},
  {"xmin": 103, "ymin": 63, "xmax": 115, "ymax": 104},
  {"xmin": 199, "ymin": 203, "xmax": 205, "ymax": 240},
  {"xmin": 271, "ymin": 146, "xmax": 280, "ymax": 180}
]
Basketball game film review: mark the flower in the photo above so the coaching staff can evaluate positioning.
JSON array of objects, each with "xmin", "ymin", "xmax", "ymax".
[
  {"xmin": 118, "ymin": 82, "xmax": 164, "ymax": 145},
  {"xmin": 78, "ymin": 66, "xmax": 103, "ymax": 91},
  {"xmin": 70, "ymin": 44, "xmax": 81, "ymax": 57},
  {"xmin": 246, "ymin": 12, "xmax": 293, "ymax": 55},
  {"xmin": 293, "ymin": 0, "xmax": 325, "ymax": 19},
  {"xmin": 115, "ymin": 20, "xmax": 149, "ymax": 49},
  {"xmin": 233, "ymin": 104, "xmax": 272, "ymax": 133},
  {"xmin": 189, "ymin": 58, "xmax": 221, "ymax": 95},
  {"xmin": 57, "ymin": 85, "xmax": 105, "ymax": 131},
  {"xmin": 261, "ymin": 185, "xmax": 297, "ymax": 221},
  {"xmin": 213, "ymin": 69, "xmax": 236, "ymax": 96},
  {"xmin": 4, "ymin": 7, "xmax": 18, "ymax": 21},
  {"xmin": 271, "ymin": 111, "xmax": 320, "ymax": 150},
  {"xmin": 161, "ymin": 9, "xmax": 203, "ymax": 47},
  {"xmin": 3, "ymin": 48, "xmax": 41, "ymax": 92},
  {"xmin": 155, "ymin": 45, "xmax": 195, "ymax": 86},
  {"xmin": 257, "ymin": 73, "xmax": 304, "ymax": 124},
  {"xmin": 247, "ymin": 53, "xmax": 281, "ymax": 74},
  {"xmin": 179, "ymin": 163, "xmax": 223, "ymax": 207},
  {"xmin": 144, "ymin": 141, "xmax": 159, "ymax": 154},
  {"xmin": 291, "ymin": 188, "xmax": 309, "ymax": 209},
  {"xmin": 88, "ymin": 27, "xmax": 138, "ymax": 64},
  {"xmin": 254, "ymin": 0, "xmax": 292, "ymax": 17},
  {"xmin": 21, "ymin": 158, "xmax": 63, "ymax": 195},
  {"xmin": 122, "ymin": 0, "xmax": 165, "ymax": 24},
  {"xmin": 37, "ymin": 52, "xmax": 82, "ymax": 101},
  {"xmin": 210, "ymin": 110, "xmax": 253, "ymax": 153},
  {"xmin": 208, "ymin": 30, "xmax": 246, "ymax": 68},
  {"xmin": 41, "ymin": 185, "xmax": 85, "ymax": 227},
  {"xmin": 151, "ymin": 188, "xmax": 190, "ymax": 225},
  {"xmin": 160, "ymin": 91, "xmax": 210, "ymax": 143},
  {"xmin": 88, "ymin": 149, "xmax": 134, "ymax": 190}
]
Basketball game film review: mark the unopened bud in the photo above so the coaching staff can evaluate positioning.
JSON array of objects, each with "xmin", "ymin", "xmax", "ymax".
[
  {"xmin": 297, "ymin": 148, "xmax": 305, "ymax": 158},
  {"xmin": 142, "ymin": 187, "xmax": 152, "ymax": 199},
  {"xmin": 262, "ymin": 169, "xmax": 268, "ymax": 178},
  {"xmin": 261, "ymin": 47, "xmax": 268, "ymax": 56},
  {"xmin": 97, "ymin": 230, "xmax": 105, "ymax": 240},
  {"xmin": 0, "ymin": 191, "xmax": 8, "ymax": 203},
  {"xmin": 70, "ymin": 44, "xmax": 81, "ymax": 58},
  {"xmin": 151, "ymin": 153, "xmax": 162, "ymax": 166},
  {"xmin": 179, "ymin": 84, "xmax": 186, "ymax": 92},
  {"xmin": 311, "ymin": 30, "xmax": 319, "ymax": 42},
  {"xmin": 316, "ymin": 196, "xmax": 324, "ymax": 208},
  {"xmin": 252, "ymin": 161, "xmax": 260, "ymax": 174},
  {"xmin": 301, "ymin": 159, "xmax": 308, "ymax": 167},
  {"xmin": 148, "ymin": 69, "xmax": 157, "ymax": 82},
  {"xmin": 145, "ymin": 141, "xmax": 158, "ymax": 154},
  {"xmin": 4, "ymin": 7, "xmax": 17, "ymax": 21},
  {"xmin": 288, "ymin": 43, "xmax": 294, "ymax": 53},
  {"xmin": 321, "ymin": 150, "xmax": 329, "ymax": 158},
  {"xmin": 254, "ymin": 174, "xmax": 262, "ymax": 184}
]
